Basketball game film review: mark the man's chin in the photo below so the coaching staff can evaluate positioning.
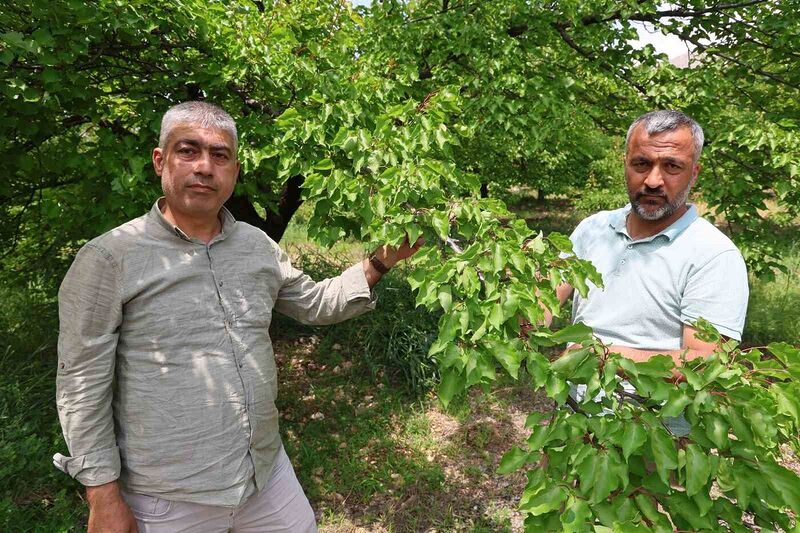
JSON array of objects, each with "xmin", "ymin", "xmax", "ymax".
[{"xmin": 632, "ymin": 202, "xmax": 671, "ymax": 221}]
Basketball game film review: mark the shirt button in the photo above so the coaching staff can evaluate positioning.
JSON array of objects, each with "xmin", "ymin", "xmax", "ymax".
[
  {"xmin": 620, "ymin": 259, "xmax": 626, "ymax": 264},
  {"xmin": 238, "ymin": 362, "xmax": 244, "ymax": 368},
  {"xmin": 627, "ymin": 245, "xmax": 632, "ymax": 250},
  {"xmin": 219, "ymin": 281, "xmax": 224, "ymax": 287}
]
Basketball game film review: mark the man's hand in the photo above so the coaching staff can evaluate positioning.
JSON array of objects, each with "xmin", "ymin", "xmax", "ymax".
[
  {"xmin": 86, "ymin": 481, "xmax": 138, "ymax": 533},
  {"xmin": 363, "ymin": 236, "xmax": 424, "ymax": 287},
  {"xmin": 374, "ymin": 236, "xmax": 425, "ymax": 269}
]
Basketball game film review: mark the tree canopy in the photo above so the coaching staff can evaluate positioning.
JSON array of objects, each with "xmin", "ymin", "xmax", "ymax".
[{"xmin": 2, "ymin": 0, "xmax": 799, "ymax": 289}]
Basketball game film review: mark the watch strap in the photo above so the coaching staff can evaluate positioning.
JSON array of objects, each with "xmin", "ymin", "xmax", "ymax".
[{"xmin": 369, "ymin": 254, "xmax": 390, "ymax": 275}]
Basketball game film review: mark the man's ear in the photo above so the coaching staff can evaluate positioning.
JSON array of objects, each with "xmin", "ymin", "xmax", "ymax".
[
  {"xmin": 152, "ymin": 147, "xmax": 164, "ymax": 176},
  {"xmin": 691, "ymin": 163, "xmax": 702, "ymax": 187}
]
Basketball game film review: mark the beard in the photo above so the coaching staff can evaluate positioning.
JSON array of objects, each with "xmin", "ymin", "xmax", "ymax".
[{"xmin": 629, "ymin": 184, "xmax": 692, "ymax": 221}]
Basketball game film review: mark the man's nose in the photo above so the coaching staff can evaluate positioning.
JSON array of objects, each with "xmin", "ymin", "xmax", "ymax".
[
  {"xmin": 643, "ymin": 166, "xmax": 665, "ymax": 189},
  {"xmin": 193, "ymin": 151, "xmax": 214, "ymax": 176}
]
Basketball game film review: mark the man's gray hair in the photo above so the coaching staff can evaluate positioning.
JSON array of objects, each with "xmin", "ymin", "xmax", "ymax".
[
  {"xmin": 159, "ymin": 101, "xmax": 238, "ymax": 151},
  {"xmin": 625, "ymin": 110, "xmax": 704, "ymax": 162}
]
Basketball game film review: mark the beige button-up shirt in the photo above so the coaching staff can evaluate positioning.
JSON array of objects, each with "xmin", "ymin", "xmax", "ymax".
[{"xmin": 54, "ymin": 200, "xmax": 375, "ymax": 506}]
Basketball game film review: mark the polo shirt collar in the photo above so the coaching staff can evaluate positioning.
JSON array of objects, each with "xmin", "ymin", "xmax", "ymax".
[
  {"xmin": 149, "ymin": 198, "xmax": 237, "ymax": 244},
  {"xmin": 610, "ymin": 204, "xmax": 698, "ymax": 242}
]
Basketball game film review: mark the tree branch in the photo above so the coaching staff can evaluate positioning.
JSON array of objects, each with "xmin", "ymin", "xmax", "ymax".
[
  {"xmin": 552, "ymin": 24, "xmax": 649, "ymax": 97},
  {"xmin": 227, "ymin": 82, "xmax": 284, "ymax": 117},
  {"xmin": 556, "ymin": 0, "xmax": 772, "ymax": 28}
]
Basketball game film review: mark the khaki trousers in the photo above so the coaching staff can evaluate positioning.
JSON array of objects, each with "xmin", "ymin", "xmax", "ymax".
[{"xmin": 121, "ymin": 447, "xmax": 317, "ymax": 532}]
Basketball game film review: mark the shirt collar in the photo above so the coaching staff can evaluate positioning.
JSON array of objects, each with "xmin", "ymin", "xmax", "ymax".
[
  {"xmin": 610, "ymin": 204, "xmax": 698, "ymax": 242},
  {"xmin": 149, "ymin": 198, "xmax": 236, "ymax": 244}
]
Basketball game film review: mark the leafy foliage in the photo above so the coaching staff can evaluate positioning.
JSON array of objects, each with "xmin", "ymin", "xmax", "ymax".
[{"xmin": 498, "ymin": 322, "xmax": 800, "ymax": 531}]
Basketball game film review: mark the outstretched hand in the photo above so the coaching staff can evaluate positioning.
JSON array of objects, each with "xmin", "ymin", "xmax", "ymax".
[{"xmin": 374, "ymin": 236, "xmax": 425, "ymax": 269}]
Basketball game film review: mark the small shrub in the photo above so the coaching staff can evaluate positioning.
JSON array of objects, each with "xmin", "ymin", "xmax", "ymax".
[{"xmin": 275, "ymin": 247, "xmax": 441, "ymax": 395}]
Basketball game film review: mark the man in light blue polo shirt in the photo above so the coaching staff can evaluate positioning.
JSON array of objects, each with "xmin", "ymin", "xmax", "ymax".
[{"xmin": 554, "ymin": 110, "xmax": 748, "ymax": 373}]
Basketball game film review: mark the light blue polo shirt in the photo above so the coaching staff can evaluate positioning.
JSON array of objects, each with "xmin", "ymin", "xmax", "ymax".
[{"xmin": 568, "ymin": 204, "xmax": 749, "ymax": 348}]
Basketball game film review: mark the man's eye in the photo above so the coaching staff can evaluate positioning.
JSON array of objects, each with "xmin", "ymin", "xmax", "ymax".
[
  {"xmin": 177, "ymin": 147, "xmax": 194, "ymax": 155},
  {"xmin": 212, "ymin": 152, "xmax": 229, "ymax": 162}
]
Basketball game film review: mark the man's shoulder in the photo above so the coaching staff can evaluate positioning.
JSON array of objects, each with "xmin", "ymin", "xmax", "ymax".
[
  {"xmin": 229, "ymin": 221, "xmax": 282, "ymax": 253},
  {"xmin": 682, "ymin": 215, "xmax": 741, "ymax": 258},
  {"xmin": 82, "ymin": 213, "xmax": 151, "ymax": 261},
  {"xmin": 572, "ymin": 207, "xmax": 627, "ymax": 239}
]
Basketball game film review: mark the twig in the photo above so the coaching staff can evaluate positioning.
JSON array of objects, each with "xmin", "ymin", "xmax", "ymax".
[{"xmin": 445, "ymin": 237, "xmax": 486, "ymax": 285}]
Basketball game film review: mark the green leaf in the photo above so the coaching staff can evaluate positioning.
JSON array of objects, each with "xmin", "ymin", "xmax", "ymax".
[
  {"xmin": 488, "ymin": 303, "xmax": 505, "ymax": 330},
  {"xmin": 620, "ymin": 423, "xmax": 647, "ymax": 460},
  {"xmin": 548, "ymin": 233, "xmax": 574, "ymax": 253},
  {"xmin": 520, "ymin": 485, "xmax": 567, "ymax": 516},
  {"xmin": 437, "ymin": 285, "xmax": 453, "ymax": 313},
  {"xmin": 661, "ymin": 388, "xmax": 692, "ymax": 418},
  {"xmin": 545, "ymin": 373, "xmax": 570, "ymax": 405},
  {"xmin": 492, "ymin": 340, "xmax": 523, "ymax": 379},
  {"xmin": 551, "ymin": 347, "xmax": 591, "ymax": 376},
  {"xmin": 703, "ymin": 413, "xmax": 730, "ymax": 450},
  {"xmin": 549, "ymin": 322, "xmax": 594, "ymax": 345},
  {"xmin": 438, "ymin": 369, "xmax": 464, "ymax": 409},
  {"xmin": 768, "ymin": 342, "xmax": 800, "ymax": 366},
  {"xmin": 635, "ymin": 355, "xmax": 673, "ymax": 378},
  {"xmin": 731, "ymin": 463, "xmax": 754, "ymax": 509},
  {"xmin": 313, "ymin": 158, "xmax": 334, "ymax": 170},
  {"xmin": 492, "ymin": 243, "xmax": 505, "ymax": 272},
  {"xmin": 587, "ymin": 450, "xmax": 620, "ymax": 503},
  {"xmin": 431, "ymin": 211, "xmax": 450, "ymax": 241},
  {"xmin": 379, "ymin": 166, "xmax": 400, "ymax": 181},
  {"xmin": 723, "ymin": 405, "xmax": 754, "ymax": 447},
  {"xmin": 438, "ymin": 343, "xmax": 462, "ymax": 370},
  {"xmin": 634, "ymin": 493, "xmax": 670, "ymax": 529},
  {"xmin": 681, "ymin": 366, "xmax": 703, "ymax": 390},
  {"xmin": 527, "ymin": 352, "xmax": 550, "ymax": 387},
  {"xmin": 525, "ymin": 412, "xmax": 547, "ymax": 428},
  {"xmin": 684, "ymin": 444, "xmax": 712, "ymax": 496},
  {"xmin": 560, "ymin": 495, "xmax": 591, "ymax": 532},
  {"xmin": 761, "ymin": 461, "xmax": 800, "ymax": 513},
  {"xmin": 649, "ymin": 427, "xmax": 678, "ymax": 485},
  {"xmin": 497, "ymin": 446, "xmax": 529, "ymax": 474}
]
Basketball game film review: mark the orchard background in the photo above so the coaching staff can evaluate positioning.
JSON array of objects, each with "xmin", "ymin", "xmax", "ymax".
[{"xmin": 2, "ymin": 0, "xmax": 799, "ymax": 531}]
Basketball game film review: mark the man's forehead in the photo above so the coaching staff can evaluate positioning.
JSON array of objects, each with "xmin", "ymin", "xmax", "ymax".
[
  {"xmin": 628, "ymin": 125, "xmax": 694, "ymax": 155},
  {"xmin": 166, "ymin": 124, "xmax": 235, "ymax": 148}
]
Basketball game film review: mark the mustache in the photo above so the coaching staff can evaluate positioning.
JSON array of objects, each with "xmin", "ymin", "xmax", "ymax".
[{"xmin": 634, "ymin": 188, "xmax": 666, "ymax": 199}]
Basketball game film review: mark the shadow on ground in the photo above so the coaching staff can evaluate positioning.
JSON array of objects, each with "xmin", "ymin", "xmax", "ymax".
[{"xmin": 274, "ymin": 335, "xmax": 553, "ymax": 533}]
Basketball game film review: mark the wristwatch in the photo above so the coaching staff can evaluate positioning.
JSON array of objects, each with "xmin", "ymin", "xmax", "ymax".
[{"xmin": 369, "ymin": 254, "xmax": 390, "ymax": 275}]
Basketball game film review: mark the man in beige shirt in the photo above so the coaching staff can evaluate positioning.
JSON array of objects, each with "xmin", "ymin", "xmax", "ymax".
[{"xmin": 54, "ymin": 101, "xmax": 421, "ymax": 532}]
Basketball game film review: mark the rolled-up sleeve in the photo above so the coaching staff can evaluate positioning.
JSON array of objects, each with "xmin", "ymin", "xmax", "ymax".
[
  {"xmin": 273, "ymin": 245, "xmax": 377, "ymax": 325},
  {"xmin": 54, "ymin": 243, "xmax": 122, "ymax": 486}
]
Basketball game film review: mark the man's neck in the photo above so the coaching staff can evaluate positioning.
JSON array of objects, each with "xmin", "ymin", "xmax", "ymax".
[
  {"xmin": 626, "ymin": 204, "xmax": 688, "ymax": 240},
  {"xmin": 161, "ymin": 203, "xmax": 221, "ymax": 244}
]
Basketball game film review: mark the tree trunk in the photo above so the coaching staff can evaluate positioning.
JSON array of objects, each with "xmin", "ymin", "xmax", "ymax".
[
  {"xmin": 224, "ymin": 175, "xmax": 305, "ymax": 242},
  {"xmin": 480, "ymin": 182, "xmax": 489, "ymax": 198}
]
